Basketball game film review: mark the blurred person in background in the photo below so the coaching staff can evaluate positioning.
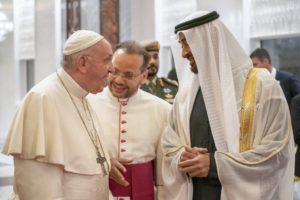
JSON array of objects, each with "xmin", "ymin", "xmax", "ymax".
[
  {"xmin": 291, "ymin": 94, "xmax": 300, "ymax": 200},
  {"xmin": 250, "ymin": 47, "xmax": 300, "ymax": 107},
  {"xmin": 140, "ymin": 40, "xmax": 178, "ymax": 104}
]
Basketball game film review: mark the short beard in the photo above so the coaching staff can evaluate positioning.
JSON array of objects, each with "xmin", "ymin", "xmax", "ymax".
[{"xmin": 190, "ymin": 65, "xmax": 198, "ymax": 74}]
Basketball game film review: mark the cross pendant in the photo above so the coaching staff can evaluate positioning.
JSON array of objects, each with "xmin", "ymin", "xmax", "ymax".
[{"xmin": 96, "ymin": 151, "xmax": 107, "ymax": 176}]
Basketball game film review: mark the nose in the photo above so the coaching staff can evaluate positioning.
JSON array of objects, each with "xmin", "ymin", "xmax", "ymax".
[
  {"xmin": 107, "ymin": 61, "xmax": 114, "ymax": 73},
  {"xmin": 149, "ymin": 57, "xmax": 155, "ymax": 64},
  {"xmin": 113, "ymin": 73, "xmax": 126, "ymax": 84}
]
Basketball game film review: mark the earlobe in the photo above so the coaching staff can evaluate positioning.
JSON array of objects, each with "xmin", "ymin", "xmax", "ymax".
[{"xmin": 141, "ymin": 70, "xmax": 148, "ymax": 84}]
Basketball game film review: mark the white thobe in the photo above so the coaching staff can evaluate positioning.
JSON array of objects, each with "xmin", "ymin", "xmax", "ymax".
[
  {"xmin": 2, "ymin": 68, "xmax": 111, "ymax": 200},
  {"xmin": 88, "ymin": 88, "xmax": 171, "ymax": 199},
  {"xmin": 162, "ymin": 70, "xmax": 294, "ymax": 200}
]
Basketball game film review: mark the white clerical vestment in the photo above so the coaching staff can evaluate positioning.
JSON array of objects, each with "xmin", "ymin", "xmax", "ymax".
[
  {"xmin": 162, "ymin": 70, "xmax": 295, "ymax": 200},
  {"xmin": 2, "ymin": 68, "xmax": 112, "ymax": 200},
  {"xmin": 88, "ymin": 88, "xmax": 171, "ymax": 200}
]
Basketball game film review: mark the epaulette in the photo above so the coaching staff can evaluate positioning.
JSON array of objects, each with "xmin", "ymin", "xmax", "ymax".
[{"xmin": 161, "ymin": 77, "xmax": 178, "ymax": 87}]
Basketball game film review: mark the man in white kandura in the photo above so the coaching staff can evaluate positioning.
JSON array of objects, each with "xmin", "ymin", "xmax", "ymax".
[
  {"xmin": 88, "ymin": 41, "xmax": 171, "ymax": 200},
  {"xmin": 162, "ymin": 11, "xmax": 294, "ymax": 200},
  {"xmin": 2, "ymin": 30, "xmax": 114, "ymax": 200}
]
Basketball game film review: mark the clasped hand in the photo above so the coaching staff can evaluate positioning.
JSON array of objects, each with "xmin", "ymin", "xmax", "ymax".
[{"xmin": 178, "ymin": 146, "xmax": 210, "ymax": 177}]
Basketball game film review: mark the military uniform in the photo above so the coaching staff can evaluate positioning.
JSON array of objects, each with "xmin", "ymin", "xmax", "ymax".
[
  {"xmin": 139, "ymin": 39, "xmax": 179, "ymax": 103},
  {"xmin": 141, "ymin": 76, "xmax": 178, "ymax": 104}
]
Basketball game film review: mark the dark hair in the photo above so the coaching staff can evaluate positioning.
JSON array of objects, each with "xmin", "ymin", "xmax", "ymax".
[
  {"xmin": 250, "ymin": 48, "xmax": 271, "ymax": 64},
  {"xmin": 115, "ymin": 40, "xmax": 150, "ymax": 71}
]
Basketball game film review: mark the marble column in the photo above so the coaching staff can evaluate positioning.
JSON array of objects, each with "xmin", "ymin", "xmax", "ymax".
[
  {"xmin": 66, "ymin": 0, "xmax": 81, "ymax": 37},
  {"xmin": 100, "ymin": 0, "xmax": 119, "ymax": 48}
]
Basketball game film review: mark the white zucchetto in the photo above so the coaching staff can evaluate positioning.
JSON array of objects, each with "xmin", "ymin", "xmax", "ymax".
[{"xmin": 63, "ymin": 30, "xmax": 104, "ymax": 55}]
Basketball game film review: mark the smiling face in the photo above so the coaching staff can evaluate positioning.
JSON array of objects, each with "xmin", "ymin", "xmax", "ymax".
[
  {"xmin": 146, "ymin": 51, "xmax": 159, "ymax": 79},
  {"xmin": 178, "ymin": 32, "xmax": 198, "ymax": 74},
  {"xmin": 108, "ymin": 50, "xmax": 148, "ymax": 98}
]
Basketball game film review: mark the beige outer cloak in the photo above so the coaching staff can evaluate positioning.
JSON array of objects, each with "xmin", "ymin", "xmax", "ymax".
[
  {"xmin": 162, "ymin": 66, "xmax": 294, "ymax": 200},
  {"xmin": 2, "ymin": 68, "xmax": 111, "ymax": 200},
  {"xmin": 88, "ymin": 88, "xmax": 171, "ymax": 199}
]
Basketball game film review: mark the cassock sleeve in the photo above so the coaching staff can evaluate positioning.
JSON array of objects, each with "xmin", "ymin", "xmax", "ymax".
[
  {"xmin": 14, "ymin": 157, "xmax": 64, "ymax": 200},
  {"xmin": 154, "ymin": 103, "xmax": 172, "ymax": 200}
]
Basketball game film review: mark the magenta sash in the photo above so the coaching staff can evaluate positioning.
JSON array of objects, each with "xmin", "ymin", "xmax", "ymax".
[{"xmin": 109, "ymin": 161, "xmax": 154, "ymax": 200}]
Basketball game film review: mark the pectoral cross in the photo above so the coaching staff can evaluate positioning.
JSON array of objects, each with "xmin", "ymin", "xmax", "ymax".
[{"xmin": 96, "ymin": 150, "xmax": 107, "ymax": 176}]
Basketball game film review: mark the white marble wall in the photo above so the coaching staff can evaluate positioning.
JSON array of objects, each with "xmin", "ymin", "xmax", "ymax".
[
  {"xmin": 120, "ymin": 0, "xmax": 155, "ymax": 42},
  {"xmin": 197, "ymin": 0, "xmax": 245, "ymax": 49},
  {"xmin": 155, "ymin": 0, "xmax": 197, "ymax": 76},
  {"xmin": 0, "ymin": 0, "xmax": 16, "ymax": 143},
  {"xmin": 119, "ymin": 0, "xmax": 132, "ymax": 41},
  {"xmin": 34, "ymin": 0, "xmax": 62, "ymax": 83},
  {"xmin": 81, "ymin": 0, "xmax": 100, "ymax": 33}
]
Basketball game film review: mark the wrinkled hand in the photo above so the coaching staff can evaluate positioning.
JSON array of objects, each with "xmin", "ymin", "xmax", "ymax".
[
  {"xmin": 179, "ymin": 146, "xmax": 209, "ymax": 177},
  {"xmin": 109, "ymin": 158, "xmax": 132, "ymax": 187}
]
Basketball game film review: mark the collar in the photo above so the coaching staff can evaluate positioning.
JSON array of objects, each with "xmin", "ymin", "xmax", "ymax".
[
  {"xmin": 105, "ymin": 87, "xmax": 141, "ymax": 105},
  {"xmin": 271, "ymin": 67, "xmax": 276, "ymax": 79},
  {"xmin": 145, "ymin": 76, "xmax": 157, "ymax": 85},
  {"xmin": 57, "ymin": 68, "xmax": 88, "ymax": 98}
]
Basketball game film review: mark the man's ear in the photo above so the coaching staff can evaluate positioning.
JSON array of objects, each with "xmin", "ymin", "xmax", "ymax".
[
  {"xmin": 77, "ymin": 55, "xmax": 88, "ymax": 73},
  {"xmin": 262, "ymin": 58, "xmax": 270, "ymax": 66},
  {"xmin": 141, "ymin": 69, "xmax": 148, "ymax": 84}
]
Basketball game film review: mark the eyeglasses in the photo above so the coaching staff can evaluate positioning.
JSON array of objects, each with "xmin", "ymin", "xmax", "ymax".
[{"xmin": 110, "ymin": 69, "xmax": 143, "ymax": 80}]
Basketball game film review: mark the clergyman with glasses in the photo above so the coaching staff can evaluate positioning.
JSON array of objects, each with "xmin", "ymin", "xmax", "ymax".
[
  {"xmin": 88, "ymin": 41, "xmax": 171, "ymax": 199},
  {"xmin": 2, "ymin": 30, "xmax": 114, "ymax": 200}
]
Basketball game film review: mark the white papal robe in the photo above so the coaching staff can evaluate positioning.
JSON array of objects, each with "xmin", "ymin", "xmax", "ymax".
[
  {"xmin": 88, "ymin": 88, "xmax": 171, "ymax": 200},
  {"xmin": 162, "ymin": 70, "xmax": 295, "ymax": 200},
  {"xmin": 2, "ymin": 68, "xmax": 112, "ymax": 200}
]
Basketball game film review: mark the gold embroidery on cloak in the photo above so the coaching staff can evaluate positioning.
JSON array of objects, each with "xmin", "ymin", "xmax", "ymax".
[{"xmin": 239, "ymin": 68, "xmax": 262, "ymax": 152}]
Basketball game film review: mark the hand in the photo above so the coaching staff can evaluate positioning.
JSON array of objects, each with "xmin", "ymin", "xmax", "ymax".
[
  {"xmin": 109, "ymin": 158, "xmax": 132, "ymax": 187},
  {"xmin": 179, "ymin": 147, "xmax": 209, "ymax": 177},
  {"xmin": 180, "ymin": 146, "xmax": 207, "ymax": 162}
]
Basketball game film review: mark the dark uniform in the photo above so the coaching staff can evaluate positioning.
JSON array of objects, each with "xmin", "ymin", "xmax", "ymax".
[{"xmin": 141, "ymin": 77, "xmax": 178, "ymax": 104}]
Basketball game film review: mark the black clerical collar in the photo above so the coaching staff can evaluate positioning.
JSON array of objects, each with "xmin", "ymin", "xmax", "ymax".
[{"xmin": 174, "ymin": 11, "xmax": 219, "ymax": 34}]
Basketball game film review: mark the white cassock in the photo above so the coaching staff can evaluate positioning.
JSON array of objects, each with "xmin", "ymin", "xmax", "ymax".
[
  {"xmin": 2, "ymin": 68, "xmax": 112, "ymax": 200},
  {"xmin": 88, "ymin": 88, "xmax": 171, "ymax": 200}
]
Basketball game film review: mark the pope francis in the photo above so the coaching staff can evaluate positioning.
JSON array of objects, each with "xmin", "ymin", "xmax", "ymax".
[{"xmin": 2, "ymin": 30, "xmax": 114, "ymax": 200}]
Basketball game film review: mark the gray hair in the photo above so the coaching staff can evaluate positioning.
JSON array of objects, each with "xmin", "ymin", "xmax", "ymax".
[{"xmin": 62, "ymin": 50, "xmax": 87, "ymax": 69}]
